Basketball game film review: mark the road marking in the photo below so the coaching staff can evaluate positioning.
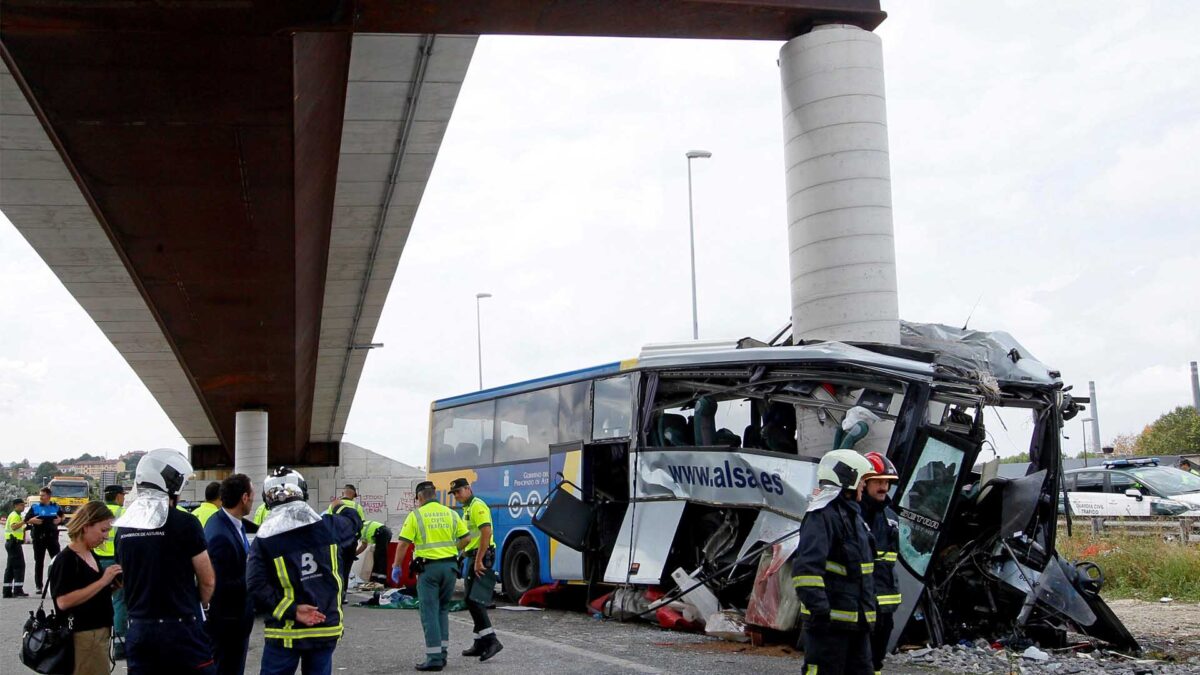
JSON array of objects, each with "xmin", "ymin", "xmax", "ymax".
[{"xmin": 449, "ymin": 615, "xmax": 663, "ymax": 673}]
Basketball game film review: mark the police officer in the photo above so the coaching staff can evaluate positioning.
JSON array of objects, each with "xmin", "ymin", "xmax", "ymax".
[
  {"xmin": 327, "ymin": 484, "xmax": 365, "ymax": 521},
  {"xmin": 247, "ymin": 467, "xmax": 359, "ymax": 675},
  {"xmin": 450, "ymin": 477, "xmax": 503, "ymax": 661},
  {"xmin": 3, "ymin": 497, "xmax": 28, "ymax": 598},
  {"xmin": 191, "ymin": 482, "xmax": 222, "ymax": 527},
  {"xmin": 1180, "ymin": 458, "xmax": 1200, "ymax": 478},
  {"xmin": 862, "ymin": 452, "xmax": 902, "ymax": 674},
  {"xmin": 27, "ymin": 486, "xmax": 63, "ymax": 594},
  {"xmin": 391, "ymin": 481, "xmax": 469, "ymax": 672},
  {"xmin": 355, "ymin": 519, "xmax": 392, "ymax": 585},
  {"xmin": 793, "ymin": 449, "xmax": 877, "ymax": 675},
  {"xmin": 95, "ymin": 484, "xmax": 128, "ymax": 657}
]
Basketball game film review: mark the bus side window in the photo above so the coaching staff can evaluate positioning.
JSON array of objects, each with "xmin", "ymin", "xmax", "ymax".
[
  {"xmin": 558, "ymin": 381, "xmax": 590, "ymax": 444},
  {"xmin": 593, "ymin": 375, "xmax": 632, "ymax": 440},
  {"xmin": 495, "ymin": 388, "xmax": 557, "ymax": 464},
  {"xmin": 430, "ymin": 401, "xmax": 495, "ymax": 470}
]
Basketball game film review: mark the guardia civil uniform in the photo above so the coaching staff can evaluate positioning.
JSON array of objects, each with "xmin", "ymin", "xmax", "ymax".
[
  {"xmin": 451, "ymin": 477, "xmax": 503, "ymax": 660},
  {"xmin": 3, "ymin": 502, "xmax": 27, "ymax": 598},
  {"xmin": 94, "ymin": 491, "xmax": 128, "ymax": 645},
  {"xmin": 398, "ymin": 483, "xmax": 468, "ymax": 670}
]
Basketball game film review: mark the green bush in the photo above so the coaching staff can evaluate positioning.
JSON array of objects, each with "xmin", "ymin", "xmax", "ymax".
[{"xmin": 1058, "ymin": 532, "xmax": 1200, "ymax": 603}]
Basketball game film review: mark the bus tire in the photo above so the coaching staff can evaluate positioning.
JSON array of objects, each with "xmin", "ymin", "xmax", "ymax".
[{"xmin": 501, "ymin": 535, "xmax": 539, "ymax": 602}]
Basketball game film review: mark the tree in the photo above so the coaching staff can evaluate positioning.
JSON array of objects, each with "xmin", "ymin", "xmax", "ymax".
[
  {"xmin": 35, "ymin": 461, "xmax": 58, "ymax": 482},
  {"xmin": 1000, "ymin": 452, "xmax": 1031, "ymax": 464},
  {"xmin": 1134, "ymin": 406, "xmax": 1200, "ymax": 457},
  {"xmin": 1110, "ymin": 433, "xmax": 1138, "ymax": 456}
]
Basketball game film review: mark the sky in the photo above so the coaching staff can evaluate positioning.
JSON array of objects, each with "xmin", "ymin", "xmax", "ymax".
[{"xmin": 1, "ymin": 0, "xmax": 1197, "ymax": 467}]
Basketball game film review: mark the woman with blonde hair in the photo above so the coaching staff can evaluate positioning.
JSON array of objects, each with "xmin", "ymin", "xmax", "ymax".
[{"xmin": 49, "ymin": 500, "xmax": 122, "ymax": 675}]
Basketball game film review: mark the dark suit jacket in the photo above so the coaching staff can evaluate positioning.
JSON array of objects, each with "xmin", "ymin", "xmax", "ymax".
[{"xmin": 204, "ymin": 509, "xmax": 254, "ymax": 623}]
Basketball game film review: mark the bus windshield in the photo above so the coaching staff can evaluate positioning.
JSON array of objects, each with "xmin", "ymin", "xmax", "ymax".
[{"xmin": 49, "ymin": 481, "xmax": 89, "ymax": 498}]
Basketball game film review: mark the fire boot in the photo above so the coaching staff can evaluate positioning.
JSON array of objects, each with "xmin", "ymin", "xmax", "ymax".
[
  {"xmin": 478, "ymin": 635, "xmax": 504, "ymax": 662},
  {"xmin": 462, "ymin": 638, "xmax": 485, "ymax": 657}
]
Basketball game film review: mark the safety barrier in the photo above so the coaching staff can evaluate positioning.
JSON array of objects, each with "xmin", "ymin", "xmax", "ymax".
[{"xmin": 1059, "ymin": 516, "xmax": 1199, "ymax": 545}]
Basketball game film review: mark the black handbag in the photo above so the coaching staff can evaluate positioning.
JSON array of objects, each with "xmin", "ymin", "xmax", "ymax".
[{"xmin": 20, "ymin": 583, "xmax": 74, "ymax": 674}]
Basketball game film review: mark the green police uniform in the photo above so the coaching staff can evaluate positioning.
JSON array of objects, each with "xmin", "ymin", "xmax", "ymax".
[
  {"xmin": 398, "ymin": 500, "xmax": 467, "ymax": 667},
  {"xmin": 94, "ymin": 502, "xmax": 128, "ymax": 639},
  {"xmin": 4, "ymin": 509, "xmax": 27, "ymax": 597},
  {"xmin": 460, "ymin": 495, "xmax": 499, "ymax": 652}
]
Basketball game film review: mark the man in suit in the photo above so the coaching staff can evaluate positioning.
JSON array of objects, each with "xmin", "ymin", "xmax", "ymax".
[{"xmin": 204, "ymin": 473, "xmax": 256, "ymax": 675}]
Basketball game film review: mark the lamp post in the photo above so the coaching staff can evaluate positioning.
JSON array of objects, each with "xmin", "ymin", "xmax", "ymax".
[
  {"xmin": 475, "ymin": 293, "xmax": 492, "ymax": 390},
  {"xmin": 685, "ymin": 150, "xmax": 712, "ymax": 340},
  {"xmin": 1081, "ymin": 417, "xmax": 1094, "ymax": 466}
]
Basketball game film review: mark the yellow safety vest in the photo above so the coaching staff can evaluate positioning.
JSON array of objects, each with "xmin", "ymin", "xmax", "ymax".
[
  {"xmin": 253, "ymin": 503, "xmax": 269, "ymax": 526},
  {"xmin": 400, "ymin": 502, "xmax": 466, "ymax": 561},
  {"xmin": 4, "ymin": 511, "xmax": 25, "ymax": 542},
  {"xmin": 193, "ymin": 502, "xmax": 220, "ymax": 527},
  {"xmin": 462, "ymin": 496, "xmax": 492, "ymax": 553},
  {"xmin": 94, "ymin": 503, "xmax": 124, "ymax": 557},
  {"xmin": 326, "ymin": 499, "xmax": 364, "ymax": 520}
]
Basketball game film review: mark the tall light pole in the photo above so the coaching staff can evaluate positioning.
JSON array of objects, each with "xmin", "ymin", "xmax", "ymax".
[
  {"xmin": 475, "ymin": 293, "xmax": 492, "ymax": 390},
  {"xmin": 685, "ymin": 150, "xmax": 712, "ymax": 340}
]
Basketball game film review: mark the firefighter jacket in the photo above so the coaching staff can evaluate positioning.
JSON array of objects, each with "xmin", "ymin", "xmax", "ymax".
[
  {"xmin": 862, "ymin": 495, "xmax": 902, "ymax": 613},
  {"xmin": 792, "ymin": 493, "xmax": 877, "ymax": 631},
  {"xmin": 247, "ymin": 511, "xmax": 359, "ymax": 649}
]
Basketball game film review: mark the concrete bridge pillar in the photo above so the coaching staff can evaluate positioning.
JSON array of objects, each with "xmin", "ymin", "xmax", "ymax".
[{"xmin": 235, "ymin": 410, "xmax": 269, "ymax": 486}]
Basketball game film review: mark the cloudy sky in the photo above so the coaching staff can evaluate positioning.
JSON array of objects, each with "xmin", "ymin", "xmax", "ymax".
[{"xmin": 1, "ymin": 0, "xmax": 1197, "ymax": 467}]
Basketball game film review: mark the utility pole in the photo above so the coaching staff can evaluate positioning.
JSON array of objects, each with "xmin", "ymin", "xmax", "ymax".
[{"xmin": 1191, "ymin": 361, "xmax": 1199, "ymax": 413}]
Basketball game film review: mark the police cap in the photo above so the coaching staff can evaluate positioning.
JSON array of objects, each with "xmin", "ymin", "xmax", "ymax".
[
  {"xmin": 414, "ymin": 480, "xmax": 435, "ymax": 495},
  {"xmin": 448, "ymin": 477, "xmax": 470, "ymax": 491}
]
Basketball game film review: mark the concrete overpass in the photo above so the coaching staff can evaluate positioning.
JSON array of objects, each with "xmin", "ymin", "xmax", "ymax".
[{"xmin": 0, "ymin": 1, "xmax": 890, "ymax": 470}]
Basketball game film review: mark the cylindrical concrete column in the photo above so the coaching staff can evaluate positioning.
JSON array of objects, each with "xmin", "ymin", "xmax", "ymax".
[
  {"xmin": 1190, "ymin": 362, "xmax": 1199, "ymax": 413},
  {"xmin": 235, "ymin": 410, "xmax": 269, "ymax": 485},
  {"xmin": 780, "ymin": 24, "xmax": 899, "ymax": 345},
  {"xmin": 1088, "ymin": 382, "xmax": 1102, "ymax": 456}
]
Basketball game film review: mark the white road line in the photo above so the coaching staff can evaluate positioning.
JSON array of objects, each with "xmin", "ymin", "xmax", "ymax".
[{"xmin": 449, "ymin": 616, "xmax": 663, "ymax": 673}]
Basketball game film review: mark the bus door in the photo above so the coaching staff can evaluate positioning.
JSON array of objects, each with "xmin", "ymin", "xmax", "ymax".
[{"xmin": 544, "ymin": 440, "xmax": 631, "ymax": 582}]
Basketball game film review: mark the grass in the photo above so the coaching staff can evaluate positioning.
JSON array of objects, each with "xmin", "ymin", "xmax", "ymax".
[{"xmin": 1057, "ymin": 532, "xmax": 1200, "ymax": 603}]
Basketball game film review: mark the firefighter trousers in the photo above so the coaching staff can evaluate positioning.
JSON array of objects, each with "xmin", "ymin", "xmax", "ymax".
[
  {"xmin": 870, "ymin": 612, "xmax": 895, "ymax": 673},
  {"xmin": 802, "ymin": 623, "xmax": 873, "ymax": 675}
]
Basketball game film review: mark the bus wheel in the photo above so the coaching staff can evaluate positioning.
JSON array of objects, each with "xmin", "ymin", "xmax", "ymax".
[{"xmin": 501, "ymin": 535, "xmax": 539, "ymax": 602}]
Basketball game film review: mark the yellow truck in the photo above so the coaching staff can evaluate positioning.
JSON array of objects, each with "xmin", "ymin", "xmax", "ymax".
[{"xmin": 47, "ymin": 476, "xmax": 91, "ymax": 520}]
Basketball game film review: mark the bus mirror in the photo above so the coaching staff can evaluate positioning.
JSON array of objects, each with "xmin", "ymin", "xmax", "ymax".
[{"xmin": 1123, "ymin": 488, "xmax": 1142, "ymax": 500}]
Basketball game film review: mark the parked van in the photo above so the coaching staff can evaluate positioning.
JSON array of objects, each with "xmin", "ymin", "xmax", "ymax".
[{"xmin": 1063, "ymin": 458, "xmax": 1200, "ymax": 517}]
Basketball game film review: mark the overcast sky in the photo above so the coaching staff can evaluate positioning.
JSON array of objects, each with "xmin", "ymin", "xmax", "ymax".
[{"xmin": 1, "ymin": 0, "xmax": 1197, "ymax": 467}]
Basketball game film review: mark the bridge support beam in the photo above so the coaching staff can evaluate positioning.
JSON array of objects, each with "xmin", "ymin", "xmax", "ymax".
[{"xmin": 781, "ymin": 24, "xmax": 898, "ymax": 457}]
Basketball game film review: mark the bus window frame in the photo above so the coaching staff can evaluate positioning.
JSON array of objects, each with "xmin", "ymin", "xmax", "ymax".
[{"xmin": 591, "ymin": 374, "xmax": 634, "ymax": 442}]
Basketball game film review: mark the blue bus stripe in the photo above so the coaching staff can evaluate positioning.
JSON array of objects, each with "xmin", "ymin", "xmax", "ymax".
[{"xmin": 433, "ymin": 361, "xmax": 624, "ymax": 409}]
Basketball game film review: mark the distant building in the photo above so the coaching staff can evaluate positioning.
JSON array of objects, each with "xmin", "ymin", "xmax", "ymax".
[
  {"xmin": 16, "ymin": 467, "xmax": 36, "ymax": 481},
  {"xmin": 58, "ymin": 459, "xmax": 126, "ymax": 479}
]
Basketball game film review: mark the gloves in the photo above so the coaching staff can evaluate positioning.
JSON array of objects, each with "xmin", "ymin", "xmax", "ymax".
[{"xmin": 390, "ymin": 565, "xmax": 402, "ymax": 584}]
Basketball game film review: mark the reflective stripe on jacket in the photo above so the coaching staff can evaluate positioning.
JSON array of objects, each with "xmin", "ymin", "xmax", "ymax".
[
  {"xmin": 399, "ymin": 501, "xmax": 467, "ymax": 560},
  {"xmin": 246, "ymin": 514, "xmax": 358, "ymax": 648},
  {"xmin": 863, "ymin": 497, "xmax": 902, "ymax": 613},
  {"xmin": 4, "ymin": 511, "xmax": 24, "ymax": 541},
  {"xmin": 791, "ymin": 493, "xmax": 877, "ymax": 630}
]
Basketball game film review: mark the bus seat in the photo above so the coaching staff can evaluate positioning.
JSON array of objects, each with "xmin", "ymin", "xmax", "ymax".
[
  {"xmin": 481, "ymin": 439, "xmax": 494, "ymax": 455},
  {"xmin": 714, "ymin": 428, "xmax": 741, "ymax": 448},
  {"xmin": 454, "ymin": 442, "xmax": 479, "ymax": 465},
  {"xmin": 694, "ymin": 396, "xmax": 717, "ymax": 446},
  {"xmin": 503, "ymin": 436, "xmax": 530, "ymax": 456},
  {"xmin": 743, "ymin": 425, "xmax": 763, "ymax": 449},
  {"xmin": 659, "ymin": 413, "xmax": 691, "ymax": 446},
  {"xmin": 762, "ymin": 402, "xmax": 797, "ymax": 454}
]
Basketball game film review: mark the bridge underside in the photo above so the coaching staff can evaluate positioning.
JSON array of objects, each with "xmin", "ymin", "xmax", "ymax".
[{"xmin": 0, "ymin": 1, "xmax": 882, "ymax": 467}]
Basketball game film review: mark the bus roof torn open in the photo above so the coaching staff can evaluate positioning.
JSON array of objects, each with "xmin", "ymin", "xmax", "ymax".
[{"xmin": 431, "ymin": 320, "xmax": 1138, "ymax": 653}]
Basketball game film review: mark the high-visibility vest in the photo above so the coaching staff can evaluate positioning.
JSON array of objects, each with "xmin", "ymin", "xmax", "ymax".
[
  {"xmin": 400, "ymin": 501, "xmax": 466, "ymax": 560},
  {"xmin": 327, "ymin": 499, "xmax": 364, "ymax": 520},
  {"xmin": 253, "ymin": 503, "xmax": 269, "ymax": 526},
  {"xmin": 461, "ymin": 496, "xmax": 493, "ymax": 553},
  {"xmin": 193, "ymin": 502, "xmax": 220, "ymax": 527},
  {"xmin": 94, "ymin": 503, "xmax": 124, "ymax": 557},
  {"xmin": 360, "ymin": 520, "xmax": 384, "ymax": 544},
  {"xmin": 4, "ymin": 511, "xmax": 24, "ymax": 542}
]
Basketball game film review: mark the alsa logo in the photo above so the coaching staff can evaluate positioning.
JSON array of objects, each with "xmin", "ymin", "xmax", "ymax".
[{"xmin": 666, "ymin": 461, "xmax": 786, "ymax": 495}]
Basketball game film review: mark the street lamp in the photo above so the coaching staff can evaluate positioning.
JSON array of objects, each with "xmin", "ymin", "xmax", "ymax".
[
  {"xmin": 475, "ymin": 293, "xmax": 492, "ymax": 390},
  {"xmin": 685, "ymin": 150, "xmax": 712, "ymax": 340}
]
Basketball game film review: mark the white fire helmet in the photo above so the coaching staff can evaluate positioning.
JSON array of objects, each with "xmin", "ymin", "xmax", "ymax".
[
  {"xmin": 135, "ymin": 448, "xmax": 193, "ymax": 497},
  {"xmin": 263, "ymin": 466, "xmax": 308, "ymax": 509},
  {"xmin": 817, "ymin": 449, "xmax": 875, "ymax": 491}
]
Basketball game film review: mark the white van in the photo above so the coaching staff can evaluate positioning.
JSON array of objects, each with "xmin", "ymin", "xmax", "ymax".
[{"xmin": 1063, "ymin": 458, "xmax": 1200, "ymax": 517}]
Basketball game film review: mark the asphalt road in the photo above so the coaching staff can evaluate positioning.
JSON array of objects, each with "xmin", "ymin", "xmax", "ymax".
[{"xmin": 1, "ymin": 535, "xmax": 931, "ymax": 674}]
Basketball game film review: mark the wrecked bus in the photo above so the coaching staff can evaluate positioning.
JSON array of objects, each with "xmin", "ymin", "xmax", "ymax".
[{"xmin": 424, "ymin": 321, "xmax": 1138, "ymax": 652}]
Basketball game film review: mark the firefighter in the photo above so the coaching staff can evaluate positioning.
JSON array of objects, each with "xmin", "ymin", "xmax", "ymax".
[
  {"xmin": 246, "ymin": 467, "xmax": 359, "ymax": 675},
  {"xmin": 449, "ymin": 477, "xmax": 503, "ymax": 661},
  {"xmin": 391, "ymin": 481, "xmax": 469, "ymax": 672},
  {"xmin": 862, "ymin": 451, "xmax": 902, "ymax": 674},
  {"xmin": 793, "ymin": 449, "xmax": 877, "ymax": 675}
]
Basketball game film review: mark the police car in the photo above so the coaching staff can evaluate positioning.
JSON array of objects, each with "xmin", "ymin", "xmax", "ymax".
[{"xmin": 1063, "ymin": 458, "xmax": 1200, "ymax": 517}]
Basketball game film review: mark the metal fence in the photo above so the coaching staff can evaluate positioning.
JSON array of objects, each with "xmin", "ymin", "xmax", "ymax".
[{"xmin": 1059, "ymin": 516, "xmax": 1199, "ymax": 545}]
